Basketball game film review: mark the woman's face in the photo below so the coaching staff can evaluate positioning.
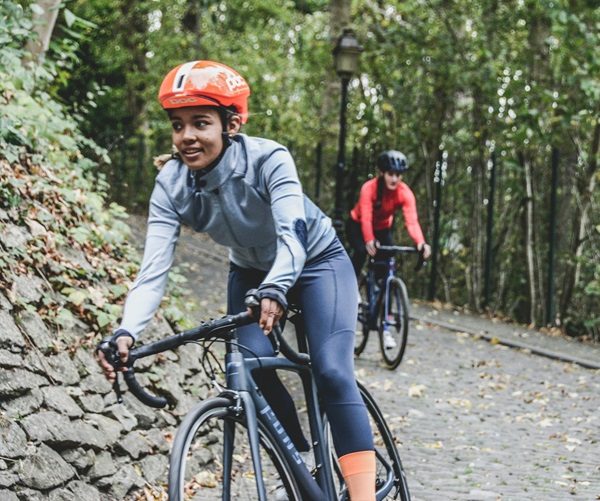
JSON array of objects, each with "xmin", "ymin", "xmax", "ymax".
[
  {"xmin": 170, "ymin": 106, "xmax": 240, "ymax": 170},
  {"xmin": 382, "ymin": 170, "xmax": 402, "ymax": 190}
]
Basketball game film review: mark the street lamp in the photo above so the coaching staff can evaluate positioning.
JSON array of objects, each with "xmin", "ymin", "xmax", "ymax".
[{"xmin": 332, "ymin": 28, "xmax": 363, "ymax": 235}]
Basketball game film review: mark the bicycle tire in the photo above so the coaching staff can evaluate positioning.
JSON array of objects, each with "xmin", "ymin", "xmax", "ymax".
[
  {"xmin": 324, "ymin": 381, "xmax": 411, "ymax": 501},
  {"xmin": 378, "ymin": 277, "xmax": 409, "ymax": 370},
  {"xmin": 169, "ymin": 396, "xmax": 302, "ymax": 501},
  {"xmin": 358, "ymin": 380, "xmax": 411, "ymax": 501},
  {"xmin": 355, "ymin": 271, "xmax": 370, "ymax": 356}
]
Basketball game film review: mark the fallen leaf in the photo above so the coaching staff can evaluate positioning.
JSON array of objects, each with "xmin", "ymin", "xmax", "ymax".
[
  {"xmin": 408, "ymin": 384, "xmax": 427, "ymax": 397},
  {"xmin": 194, "ymin": 470, "xmax": 218, "ymax": 488}
]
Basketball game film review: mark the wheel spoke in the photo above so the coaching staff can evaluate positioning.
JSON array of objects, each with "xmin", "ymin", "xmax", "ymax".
[{"xmin": 169, "ymin": 398, "xmax": 301, "ymax": 500}]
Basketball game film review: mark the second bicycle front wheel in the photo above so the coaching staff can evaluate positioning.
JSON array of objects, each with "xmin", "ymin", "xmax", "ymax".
[
  {"xmin": 378, "ymin": 278, "xmax": 409, "ymax": 370},
  {"xmin": 169, "ymin": 396, "xmax": 302, "ymax": 501}
]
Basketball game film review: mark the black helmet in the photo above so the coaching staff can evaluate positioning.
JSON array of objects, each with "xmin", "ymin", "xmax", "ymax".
[{"xmin": 377, "ymin": 150, "xmax": 408, "ymax": 173}]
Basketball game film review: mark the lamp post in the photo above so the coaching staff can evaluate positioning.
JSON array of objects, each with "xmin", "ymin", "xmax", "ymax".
[{"xmin": 332, "ymin": 28, "xmax": 362, "ymax": 235}]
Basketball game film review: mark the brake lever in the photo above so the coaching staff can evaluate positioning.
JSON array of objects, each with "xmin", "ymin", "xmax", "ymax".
[
  {"xmin": 270, "ymin": 325, "xmax": 282, "ymax": 355},
  {"xmin": 97, "ymin": 338, "xmax": 125, "ymax": 404},
  {"xmin": 113, "ymin": 378, "xmax": 123, "ymax": 404},
  {"xmin": 414, "ymin": 247, "xmax": 426, "ymax": 272}
]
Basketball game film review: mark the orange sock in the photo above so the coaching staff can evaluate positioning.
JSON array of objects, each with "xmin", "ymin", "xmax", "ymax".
[{"xmin": 339, "ymin": 450, "xmax": 376, "ymax": 501}]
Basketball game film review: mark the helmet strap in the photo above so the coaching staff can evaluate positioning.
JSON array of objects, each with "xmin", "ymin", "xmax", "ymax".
[
  {"xmin": 222, "ymin": 130, "xmax": 231, "ymax": 148},
  {"xmin": 193, "ymin": 144, "xmax": 228, "ymax": 179},
  {"xmin": 192, "ymin": 122, "xmax": 231, "ymax": 178},
  {"xmin": 219, "ymin": 106, "xmax": 238, "ymax": 148}
]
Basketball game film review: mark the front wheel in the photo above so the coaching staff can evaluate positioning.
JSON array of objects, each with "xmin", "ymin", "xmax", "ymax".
[
  {"xmin": 324, "ymin": 381, "xmax": 411, "ymax": 501},
  {"xmin": 358, "ymin": 380, "xmax": 411, "ymax": 501},
  {"xmin": 169, "ymin": 396, "xmax": 302, "ymax": 500},
  {"xmin": 378, "ymin": 278, "xmax": 409, "ymax": 370}
]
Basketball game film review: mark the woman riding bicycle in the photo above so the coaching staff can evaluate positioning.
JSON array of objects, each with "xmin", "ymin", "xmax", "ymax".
[
  {"xmin": 346, "ymin": 149, "xmax": 432, "ymax": 277},
  {"xmin": 97, "ymin": 60, "xmax": 377, "ymax": 501}
]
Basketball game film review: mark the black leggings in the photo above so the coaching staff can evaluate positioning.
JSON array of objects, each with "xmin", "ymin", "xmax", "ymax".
[
  {"xmin": 345, "ymin": 218, "xmax": 393, "ymax": 277},
  {"xmin": 227, "ymin": 238, "xmax": 374, "ymax": 457}
]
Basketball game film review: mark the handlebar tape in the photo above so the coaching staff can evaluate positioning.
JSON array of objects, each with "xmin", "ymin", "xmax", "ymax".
[
  {"xmin": 277, "ymin": 331, "xmax": 311, "ymax": 365},
  {"xmin": 122, "ymin": 368, "xmax": 169, "ymax": 408},
  {"xmin": 376, "ymin": 245, "xmax": 425, "ymax": 271}
]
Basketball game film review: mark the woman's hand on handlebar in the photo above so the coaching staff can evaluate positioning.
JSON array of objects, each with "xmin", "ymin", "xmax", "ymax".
[
  {"xmin": 366, "ymin": 240, "xmax": 378, "ymax": 257},
  {"xmin": 249, "ymin": 297, "xmax": 284, "ymax": 336},
  {"xmin": 244, "ymin": 289, "xmax": 283, "ymax": 335},
  {"xmin": 97, "ymin": 335, "xmax": 133, "ymax": 383},
  {"xmin": 418, "ymin": 242, "xmax": 432, "ymax": 260}
]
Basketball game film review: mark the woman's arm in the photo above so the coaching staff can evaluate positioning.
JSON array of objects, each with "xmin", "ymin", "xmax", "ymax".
[
  {"xmin": 118, "ymin": 181, "xmax": 181, "ymax": 341},
  {"xmin": 398, "ymin": 183, "xmax": 427, "ymax": 249},
  {"xmin": 257, "ymin": 146, "xmax": 308, "ymax": 291},
  {"xmin": 357, "ymin": 181, "xmax": 377, "ymax": 245}
]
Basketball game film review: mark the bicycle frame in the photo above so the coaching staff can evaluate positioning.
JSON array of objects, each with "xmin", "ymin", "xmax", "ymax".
[
  {"xmin": 100, "ymin": 302, "xmax": 407, "ymax": 500},
  {"xmin": 362, "ymin": 245, "xmax": 422, "ymax": 335},
  {"xmin": 363, "ymin": 256, "xmax": 397, "ymax": 332},
  {"xmin": 224, "ymin": 347, "xmax": 338, "ymax": 500}
]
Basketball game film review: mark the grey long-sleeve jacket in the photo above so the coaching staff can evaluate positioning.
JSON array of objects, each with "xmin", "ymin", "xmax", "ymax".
[{"xmin": 119, "ymin": 134, "xmax": 335, "ymax": 339}]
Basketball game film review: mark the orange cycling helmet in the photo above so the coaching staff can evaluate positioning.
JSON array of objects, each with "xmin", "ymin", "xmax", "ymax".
[{"xmin": 158, "ymin": 61, "xmax": 250, "ymax": 123}]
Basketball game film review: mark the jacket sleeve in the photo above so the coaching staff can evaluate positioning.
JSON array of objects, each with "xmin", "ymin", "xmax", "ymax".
[
  {"xmin": 358, "ymin": 181, "xmax": 376, "ymax": 243},
  {"xmin": 117, "ymin": 180, "xmax": 181, "ymax": 340},
  {"xmin": 399, "ymin": 183, "xmax": 426, "ymax": 245},
  {"xmin": 259, "ymin": 148, "xmax": 308, "ymax": 293}
]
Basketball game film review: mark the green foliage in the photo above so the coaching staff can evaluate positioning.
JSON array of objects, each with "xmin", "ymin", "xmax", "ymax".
[
  {"xmin": 0, "ymin": 0, "xmax": 192, "ymax": 343},
  {"xmin": 4, "ymin": 0, "xmax": 598, "ymax": 339},
  {"xmin": 59, "ymin": 0, "xmax": 335, "ymax": 208},
  {"xmin": 347, "ymin": 0, "xmax": 599, "ymax": 336}
]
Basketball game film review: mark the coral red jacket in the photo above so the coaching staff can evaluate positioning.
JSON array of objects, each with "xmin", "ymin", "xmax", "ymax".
[{"xmin": 350, "ymin": 177, "xmax": 425, "ymax": 245}]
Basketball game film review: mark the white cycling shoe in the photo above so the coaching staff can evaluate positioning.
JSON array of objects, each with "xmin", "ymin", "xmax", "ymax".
[
  {"xmin": 383, "ymin": 330, "xmax": 397, "ymax": 350},
  {"xmin": 274, "ymin": 450, "xmax": 314, "ymax": 501}
]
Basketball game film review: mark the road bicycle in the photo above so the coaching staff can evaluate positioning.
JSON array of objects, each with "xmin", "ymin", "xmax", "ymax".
[
  {"xmin": 355, "ymin": 246, "xmax": 425, "ymax": 370},
  {"xmin": 98, "ymin": 292, "xmax": 411, "ymax": 500}
]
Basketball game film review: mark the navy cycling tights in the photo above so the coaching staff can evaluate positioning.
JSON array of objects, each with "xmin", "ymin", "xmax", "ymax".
[{"xmin": 227, "ymin": 239, "xmax": 374, "ymax": 457}]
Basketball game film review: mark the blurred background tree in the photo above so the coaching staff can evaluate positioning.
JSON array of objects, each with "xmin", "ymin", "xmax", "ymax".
[{"xmin": 4, "ymin": 0, "xmax": 599, "ymax": 339}]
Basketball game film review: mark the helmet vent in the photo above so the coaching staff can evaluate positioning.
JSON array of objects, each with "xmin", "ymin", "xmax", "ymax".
[{"xmin": 172, "ymin": 61, "xmax": 197, "ymax": 92}]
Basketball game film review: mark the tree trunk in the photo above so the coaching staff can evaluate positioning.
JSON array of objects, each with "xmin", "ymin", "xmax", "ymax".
[
  {"xmin": 558, "ymin": 122, "xmax": 600, "ymax": 323},
  {"xmin": 520, "ymin": 3, "xmax": 551, "ymax": 326},
  {"xmin": 25, "ymin": 0, "xmax": 62, "ymax": 61},
  {"xmin": 318, "ymin": 0, "xmax": 352, "ymax": 206},
  {"xmin": 521, "ymin": 153, "xmax": 538, "ymax": 326},
  {"xmin": 329, "ymin": 0, "xmax": 351, "ymax": 34},
  {"xmin": 119, "ymin": 1, "xmax": 149, "ymax": 136},
  {"xmin": 468, "ymin": 155, "xmax": 485, "ymax": 312}
]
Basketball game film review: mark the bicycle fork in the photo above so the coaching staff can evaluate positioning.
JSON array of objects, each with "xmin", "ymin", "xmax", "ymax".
[
  {"xmin": 381, "ymin": 259, "xmax": 402, "ymax": 331},
  {"xmin": 224, "ymin": 353, "xmax": 268, "ymax": 500},
  {"xmin": 225, "ymin": 351, "xmax": 329, "ymax": 501}
]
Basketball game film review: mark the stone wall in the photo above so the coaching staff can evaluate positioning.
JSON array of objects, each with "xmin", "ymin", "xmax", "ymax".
[{"xmin": 0, "ymin": 291, "xmax": 214, "ymax": 500}]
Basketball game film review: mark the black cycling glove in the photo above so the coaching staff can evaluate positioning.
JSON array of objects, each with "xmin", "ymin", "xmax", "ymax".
[
  {"xmin": 257, "ymin": 283, "xmax": 288, "ymax": 311},
  {"xmin": 96, "ymin": 328, "xmax": 135, "ymax": 354}
]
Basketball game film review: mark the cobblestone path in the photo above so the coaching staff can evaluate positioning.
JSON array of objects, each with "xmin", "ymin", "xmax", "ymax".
[{"xmin": 128, "ymin": 214, "xmax": 599, "ymax": 501}]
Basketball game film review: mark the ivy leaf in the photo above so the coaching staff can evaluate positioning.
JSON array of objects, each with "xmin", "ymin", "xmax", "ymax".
[
  {"xmin": 67, "ymin": 289, "xmax": 88, "ymax": 306},
  {"xmin": 108, "ymin": 284, "xmax": 128, "ymax": 299},
  {"xmin": 96, "ymin": 311, "xmax": 111, "ymax": 328},
  {"xmin": 70, "ymin": 226, "xmax": 90, "ymax": 245},
  {"xmin": 54, "ymin": 308, "xmax": 74, "ymax": 327},
  {"xmin": 64, "ymin": 9, "xmax": 77, "ymax": 28}
]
